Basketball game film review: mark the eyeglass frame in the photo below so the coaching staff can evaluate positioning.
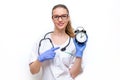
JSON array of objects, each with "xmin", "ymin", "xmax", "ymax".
[{"xmin": 52, "ymin": 14, "xmax": 69, "ymax": 21}]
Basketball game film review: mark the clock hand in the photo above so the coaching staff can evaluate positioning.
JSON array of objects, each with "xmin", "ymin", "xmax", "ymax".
[{"xmin": 80, "ymin": 33, "xmax": 83, "ymax": 38}]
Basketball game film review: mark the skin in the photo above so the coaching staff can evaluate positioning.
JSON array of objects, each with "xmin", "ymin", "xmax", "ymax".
[
  {"xmin": 29, "ymin": 7, "xmax": 82, "ymax": 79},
  {"xmin": 51, "ymin": 7, "xmax": 70, "ymax": 46},
  {"xmin": 52, "ymin": 7, "xmax": 82, "ymax": 79}
]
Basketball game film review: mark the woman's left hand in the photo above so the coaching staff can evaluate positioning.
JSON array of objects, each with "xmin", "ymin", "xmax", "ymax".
[{"xmin": 73, "ymin": 38, "xmax": 87, "ymax": 58}]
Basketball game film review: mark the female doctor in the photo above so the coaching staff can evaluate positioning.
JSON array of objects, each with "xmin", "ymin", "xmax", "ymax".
[{"xmin": 29, "ymin": 4, "xmax": 88, "ymax": 80}]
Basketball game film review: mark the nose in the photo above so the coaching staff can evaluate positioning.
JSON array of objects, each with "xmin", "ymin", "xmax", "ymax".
[{"xmin": 58, "ymin": 16, "xmax": 62, "ymax": 21}]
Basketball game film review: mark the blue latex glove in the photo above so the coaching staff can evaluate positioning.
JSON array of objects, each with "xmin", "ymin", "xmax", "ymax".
[
  {"xmin": 38, "ymin": 47, "xmax": 59, "ymax": 62},
  {"xmin": 73, "ymin": 38, "xmax": 88, "ymax": 58}
]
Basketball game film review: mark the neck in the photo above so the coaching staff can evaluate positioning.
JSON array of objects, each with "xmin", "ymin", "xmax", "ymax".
[
  {"xmin": 51, "ymin": 30, "xmax": 69, "ymax": 45},
  {"xmin": 53, "ymin": 29, "xmax": 67, "ymax": 36}
]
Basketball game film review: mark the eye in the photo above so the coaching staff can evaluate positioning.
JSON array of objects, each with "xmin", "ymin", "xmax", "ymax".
[
  {"xmin": 61, "ymin": 15, "xmax": 68, "ymax": 19},
  {"xmin": 52, "ymin": 14, "xmax": 68, "ymax": 20},
  {"xmin": 53, "ymin": 15, "xmax": 59, "ymax": 18},
  {"xmin": 62, "ymin": 15, "xmax": 67, "ymax": 17}
]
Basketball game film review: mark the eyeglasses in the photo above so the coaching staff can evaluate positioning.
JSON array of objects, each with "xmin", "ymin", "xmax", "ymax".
[{"xmin": 52, "ymin": 14, "xmax": 68, "ymax": 21}]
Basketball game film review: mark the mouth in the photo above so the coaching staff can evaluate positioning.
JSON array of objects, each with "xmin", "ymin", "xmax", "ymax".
[{"xmin": 58, "ymin": 23, "xmax": 64, "ymax": 26}]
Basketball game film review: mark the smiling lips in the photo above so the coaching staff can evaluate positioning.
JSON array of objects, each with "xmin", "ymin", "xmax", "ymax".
[{"xmin": 58, "ymin": 22, "xmax": 64, "ymax": 27}]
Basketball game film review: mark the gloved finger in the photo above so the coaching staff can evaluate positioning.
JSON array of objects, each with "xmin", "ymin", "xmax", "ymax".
[
  {"xmin": 51, "ymin": 47, "xmax": 60, "ymax": 51},
  {"xmin": 80, "ymin": 44, "xmax": 86, "ymax": 50}
]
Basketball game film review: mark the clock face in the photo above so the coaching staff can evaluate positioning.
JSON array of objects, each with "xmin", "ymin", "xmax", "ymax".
[{"xmin": 76, "ymin": 32, "xmax": 87, "ymax": 43}]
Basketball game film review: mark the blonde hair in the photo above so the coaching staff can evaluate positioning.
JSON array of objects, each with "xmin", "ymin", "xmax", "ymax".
[{"xmin": 52, "ymin": 4, "xmax": 75, "ymax": 37}]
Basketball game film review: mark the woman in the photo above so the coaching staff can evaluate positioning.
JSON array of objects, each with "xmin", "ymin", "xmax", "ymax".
[{"xmin": 29, "ymin": 4, "xmax": 87, "ymax": 80}]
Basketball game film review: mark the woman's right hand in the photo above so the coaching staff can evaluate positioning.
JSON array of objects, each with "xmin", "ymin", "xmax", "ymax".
[{"xmin": 38, "ymin": 47, "xmax": 59, "ymax": 62}]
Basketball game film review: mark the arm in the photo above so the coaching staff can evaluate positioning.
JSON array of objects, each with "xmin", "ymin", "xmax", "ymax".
[
  {"xmin": 29, "ymin": 47, "xmax": 59, "ymax": 74},
  {"xmin": 69, "ymin": 38, "xmax": 88, "ymax": 78},
  {"xmin": 29, "ymin": 60, "xmax": 42, "ymax": 74},
  {"xmin": 69, "ymin": 58, "xmax": 82, "ymax": 79}
]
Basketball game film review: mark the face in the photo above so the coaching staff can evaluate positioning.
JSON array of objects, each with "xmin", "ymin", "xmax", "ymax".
[{"xmin": 52, "ymin": 7, "xmax": 69, "ymax": 30}]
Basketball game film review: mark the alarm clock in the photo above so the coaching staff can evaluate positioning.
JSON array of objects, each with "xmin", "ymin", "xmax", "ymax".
[{"xmin": 74, "ymin": 27, "xmax": 88, "ymax": 44}]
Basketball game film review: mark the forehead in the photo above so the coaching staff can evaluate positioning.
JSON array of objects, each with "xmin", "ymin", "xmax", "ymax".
[{"xmin": 52, "ymin": 7, "xmax": 68, "ymax": 15}]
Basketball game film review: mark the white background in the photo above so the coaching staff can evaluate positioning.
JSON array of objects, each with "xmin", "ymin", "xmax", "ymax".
[{"xmin": 0, "ymin": 0, "xmax": 120, "ymax": 80}]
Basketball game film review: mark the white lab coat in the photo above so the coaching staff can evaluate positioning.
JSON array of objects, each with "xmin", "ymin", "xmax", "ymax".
[{"xmin": 29, "ymin": 33, "xmax": 78, "ymax": 80}]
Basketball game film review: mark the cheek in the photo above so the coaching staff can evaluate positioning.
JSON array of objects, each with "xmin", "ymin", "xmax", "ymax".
[
  {"xmin": 54, "ymin": 22, "xmax": 58, "ymax": 27},
  {"xmin": 63, "ymin": 21, "xmax": 69, "ymax": 27},
  {"xmin": 52, "ymin": 20, "xmax": 57, "ymax": 25},
  {"xmin": 65, "ymin": 21, "xmax": 68, "ymax": 25}
]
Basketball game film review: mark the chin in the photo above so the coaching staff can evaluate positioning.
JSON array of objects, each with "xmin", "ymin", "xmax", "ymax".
[{"xmin": 57, "ymin": 26, "xmax": 65, "ymax": 30}]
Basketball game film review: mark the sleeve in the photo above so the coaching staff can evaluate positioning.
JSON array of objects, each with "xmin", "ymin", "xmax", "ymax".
[
  {"xmin": 29, "ymin": 44, "xmax": 38, "ymax": 64},
  {"xmin": 29, "ymin": 42, "xmax": 39, "ymax": 64},
  {"xmin": 29, "ymin": 34, "xmax": 44, "ymax": 64}
]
